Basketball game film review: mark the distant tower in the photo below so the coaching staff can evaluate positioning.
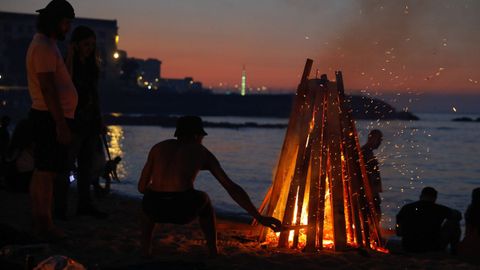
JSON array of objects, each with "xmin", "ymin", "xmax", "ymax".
[{"xmin": 241, "ymin": 65, "xmax": 246, "ymax": 96}]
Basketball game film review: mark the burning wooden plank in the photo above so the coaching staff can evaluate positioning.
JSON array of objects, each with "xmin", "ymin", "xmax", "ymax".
[{"xmin": 257, "ymin": 60, "xmax": 386, "ymax": 253}]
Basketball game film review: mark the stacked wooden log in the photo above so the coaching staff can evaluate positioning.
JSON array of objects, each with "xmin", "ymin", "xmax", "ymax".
[{"xmin": 257, "ymin": 59, "xmax": 384, "ymax": 252}]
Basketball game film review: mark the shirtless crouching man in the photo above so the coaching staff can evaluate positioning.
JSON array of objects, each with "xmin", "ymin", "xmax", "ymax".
[{"xmin": 138, "ymin": 116, "xmax": 281, "ymax": 257}]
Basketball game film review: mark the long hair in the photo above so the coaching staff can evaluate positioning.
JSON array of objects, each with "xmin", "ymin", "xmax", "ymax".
[
  {"xmin": 466, "ymin": 187, "xmax": 480, "ymax": 233},
  {"xmin": 472, "ymin": 188, "xmax": 480, "ymax": 206},
  {"xmin": 67, "ymin": 25, "xmax": 100, "ymax": 83}
]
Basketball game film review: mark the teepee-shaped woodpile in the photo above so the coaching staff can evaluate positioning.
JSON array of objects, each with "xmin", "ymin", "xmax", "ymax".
[{"xmin": 257, "ymin": 59, "xmax": 385, "ymax": 252}]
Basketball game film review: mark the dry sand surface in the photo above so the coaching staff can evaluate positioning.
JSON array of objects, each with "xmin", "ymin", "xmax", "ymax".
[{"xmin": 1, "ymin": 189, "xmax": 478, "ymax": 270}]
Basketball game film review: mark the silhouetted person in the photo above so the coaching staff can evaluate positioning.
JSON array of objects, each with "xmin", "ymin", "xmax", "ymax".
[
  {"xmin": 26, "ymin": 0, "xmax": 76, "ymax": 240},
  {"xmin": 396, "ymin": 187, "xmax": 461, "ymax": 253},
  {"xmin": 458, "ymin": 187, "xmax": 480, "ymax": 261},
  {"xmin": 55, "ymin": 25, "xmax": 107, "ymax": 219},
  {"xmin": 0, "ymin": 115, "xmax": 11, "ymax": 185},
  {"xmin": 362, "ymin": 129, "xmax": 383, "ymax": 221},
  {"xmin": 138, "ymin": 116, "xmax": 281, "ymax": 257},
  {"xmin": 0, "ymin": 116, "xmax": 11, "ymax": 159},
  {"xmin": 5, "ymin": 119, "xmax": 35, "ymax": 192}
]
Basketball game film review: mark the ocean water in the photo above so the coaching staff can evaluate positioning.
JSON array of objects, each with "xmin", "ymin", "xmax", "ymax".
[{"xmin": 105, "ymin": 113, "xmax": 480, "ymax": 230}]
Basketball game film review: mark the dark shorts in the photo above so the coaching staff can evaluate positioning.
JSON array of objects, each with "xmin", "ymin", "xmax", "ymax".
[
  {"xmin": 142, "ymin": 189, "xmax": 209, "ymax": 224},
  {"xmin": 29, "ymin": 109, "xmax": 74, "ymax": 173}
]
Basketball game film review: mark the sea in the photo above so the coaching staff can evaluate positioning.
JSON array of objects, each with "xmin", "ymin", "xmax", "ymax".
[{"xmin": 103, "ymin": 113, "xmax": 479, "ymax": 231}]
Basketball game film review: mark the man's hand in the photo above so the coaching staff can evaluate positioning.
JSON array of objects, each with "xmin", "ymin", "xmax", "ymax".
[
  {"xmin": 56, "ymin": 121, "xmax": 72, "ymax": 145},
  {"xmin": 257, "ymin": 216, "xmax": 282, "ymax": 232}
]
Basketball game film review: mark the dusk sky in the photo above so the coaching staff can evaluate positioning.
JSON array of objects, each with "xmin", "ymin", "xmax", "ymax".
[{"xmin": 3, "ymin": 0, "xmax": 480, "ymax": 94}]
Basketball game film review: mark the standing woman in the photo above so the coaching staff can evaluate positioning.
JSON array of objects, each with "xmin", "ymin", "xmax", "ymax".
[{"xmin": 56, "ymin": 25, "xmax": 107, "ymax": 218}]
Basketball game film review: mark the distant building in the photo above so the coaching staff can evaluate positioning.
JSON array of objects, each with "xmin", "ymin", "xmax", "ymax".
[
  {"xmin": 132, "ymin": 58, "xmax": 161, "ymax": 83},
  {"xmin": 158, "ymin": 77, "xmax": 207, "ymax": 94},
  {"xmin": 0, "ymin": 11, "xmax": 119, "ymax": 85},
  {"xmin": 127, "ymin": 58, "xmax": 208, "ymax": 94}
]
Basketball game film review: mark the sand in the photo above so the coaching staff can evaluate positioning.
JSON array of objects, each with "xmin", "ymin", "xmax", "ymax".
[{"xmin": 0, "ymin": 189, "xmax": 478, "ymax": 270}]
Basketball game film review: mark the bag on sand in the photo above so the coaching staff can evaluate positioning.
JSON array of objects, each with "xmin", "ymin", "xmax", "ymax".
[{"xmin": 33, "ymin": 255, "xmax": 85, "ymax": 270}]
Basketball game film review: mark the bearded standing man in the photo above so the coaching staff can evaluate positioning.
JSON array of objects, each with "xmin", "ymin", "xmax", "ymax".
[{"xmin": 26, "ymin": 0, "xmax": 77, "ymax": 240}]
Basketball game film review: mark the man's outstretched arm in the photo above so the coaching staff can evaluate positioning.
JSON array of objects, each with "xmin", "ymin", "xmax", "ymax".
[{"xmin": 205, "ymin": 151, "xmax": 281, "ymax": 231}]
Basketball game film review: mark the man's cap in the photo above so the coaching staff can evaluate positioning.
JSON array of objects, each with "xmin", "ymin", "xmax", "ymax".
[
  {"xmin": 174, "ymin": 116, "xmax": 208, "ymax": 137},
  {"xmin": 36, "ymin": 0, "xmax": 75, "ymax": 19}
]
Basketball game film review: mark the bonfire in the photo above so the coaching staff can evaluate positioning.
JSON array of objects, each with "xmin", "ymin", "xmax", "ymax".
[{"xmin": 256, "ymin": 59, "xmax": 387, "ymax": 253}]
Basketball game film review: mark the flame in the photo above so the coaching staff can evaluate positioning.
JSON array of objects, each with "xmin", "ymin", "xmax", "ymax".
[
  {"xmin": 322, "ymin": 176, "xmax": 335, "ymax": 248},
  {"xmin": 266, "ymin": 175, "xmax": 337, "ymax": 249},
  {"xmin": 265, "ymin": 152, "xmax": 363, "ymax": 250}
]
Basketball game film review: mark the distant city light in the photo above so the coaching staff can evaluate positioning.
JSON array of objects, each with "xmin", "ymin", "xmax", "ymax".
[
  {"xmin": 147, "ymin": 85, "xmax": 152, "ymax": 90},
  {"xmin": 452, "ymin": 106, "xmax": 457, "ymax": 112},
  {"xmin": 0, "ymin": 74, "xmax": 2, "ymax": 79},
  {"xmin": 115, "ymin": 35, "xmax": 119, "ymax": 45},
  {"xmin": 113, "ymin": 52, "xmax": 120, "ymax": 59}
]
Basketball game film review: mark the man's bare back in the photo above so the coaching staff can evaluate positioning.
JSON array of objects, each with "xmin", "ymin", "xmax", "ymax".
[{"xmin": 138, "ymin": 139, "xmax": 218, "ymax": 193}]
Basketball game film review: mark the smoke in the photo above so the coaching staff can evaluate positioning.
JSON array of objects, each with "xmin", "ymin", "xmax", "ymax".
[{"xmin": 284, "ymin": 0, "xmax": 480, "ymax": 92}]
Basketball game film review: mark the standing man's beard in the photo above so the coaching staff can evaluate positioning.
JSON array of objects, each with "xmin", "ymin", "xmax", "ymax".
[
  {"xmin": 57, "ymin": 32, "xmax": 66, "ymax": 41},
  {"xmin": 55, "ymin": 27, "xmax": 67, "ymax": 41}
]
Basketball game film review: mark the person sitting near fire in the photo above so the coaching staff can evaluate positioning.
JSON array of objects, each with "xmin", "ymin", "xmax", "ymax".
[
  {"xmin": 396, "ymin": 187, "xmax": 461, "ymax": 253},
  {"xmin": 137, "ymin": 116, "xmax": 282, "ymax": 257},
  {"xmin": 458, "ymin": 187, "xmax": 480, "ymax": 262},
  {"xmin": 361, "ymin": 129, "xmax": 383, "ymax": 222}
]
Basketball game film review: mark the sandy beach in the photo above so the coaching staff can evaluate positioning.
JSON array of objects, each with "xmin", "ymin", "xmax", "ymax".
[{"xmin": 0, "ymin": 189, "xmax": 477, "ymax": 270}]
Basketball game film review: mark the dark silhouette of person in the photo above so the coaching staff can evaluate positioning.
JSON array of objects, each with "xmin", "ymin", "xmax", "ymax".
[
  {"xmin": 361, "ymin": 129, "xmax": 383, "ymax": 221},
  {"xmin": 396, "ymin": 187, "xmax": 461, "ymax": 253},
  {"xmin": 458, "ymin": 187, "xmax": 480, "ymax": 261},
  {"xmin": 54, "ymin": 25, "xmax": 107, "ymax": 219},
  {"xmin": 0, "ymin": 115, "xmax": 11, "ymax": 160},
  {"xmin": 138, "ymin": 116, "xmax": 282, "ymax": 257},
  {"xmin": 26, "ymin": 0, "xmax": 76, "ymax": 240},
  {"xmin": 0, "ymin": 115, "xmax": 11, "ymax": 185},
  {"xmin": 5, "ymin": 119, "xmax": 35, "ymax": 192}
]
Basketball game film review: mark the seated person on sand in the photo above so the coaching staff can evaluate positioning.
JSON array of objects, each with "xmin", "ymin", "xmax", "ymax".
[
  {"xmin": 137, "ymin": 116, "xmax": 282, "ymax": 257},
  {"xmin": 458, "ymin": 187, "xmax": 480, "ymax": 261},
  {"xmin": 396, "ymin": 187, "xmax": 461, "ymax": 254}
]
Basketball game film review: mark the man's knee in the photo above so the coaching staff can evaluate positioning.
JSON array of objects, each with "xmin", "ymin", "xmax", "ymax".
[
  {"xmin": 196, "ymin": 191, "xmax": 213, "ymax": 215},
  {"xmin": 195, "ymin": 190, "xmax": 210, "ymax": 203}
]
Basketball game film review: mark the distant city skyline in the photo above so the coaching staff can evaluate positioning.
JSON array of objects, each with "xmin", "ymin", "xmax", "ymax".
[{"xmin": 2, "ymin": 0, "xmax": 480, "ymax": 94}]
